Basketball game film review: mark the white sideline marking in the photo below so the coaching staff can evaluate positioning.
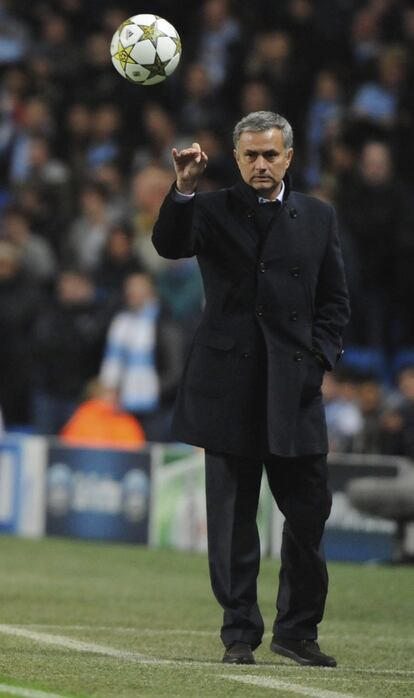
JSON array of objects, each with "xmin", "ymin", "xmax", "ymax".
[
  {"xmin": 1, "ymin": 625, "xmax": 413, "ymax": 680},
  {"xmin": 18, "ymin": 625, "xmax": 217, "ymax": 636},
  {"xmin": 0, "ymin": 625, "xmax": 212, "ymax": 668},
  {"xmin": 0, "ymin": 625, "xmax": 155, "ymax": 664},
  {"xmin": 16, "ymin": 625, "xmax": 414, "ymax": 645},
  {"xmin": 0, "ymin": 685, "xmax": 66, "ymax": 698},
  {"xmin": 222, "ymin": 674, "xmax": 361, "ymax": 698}
]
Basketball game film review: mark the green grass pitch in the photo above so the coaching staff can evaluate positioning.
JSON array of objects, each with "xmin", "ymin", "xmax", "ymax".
[{"xmin": 0, "ymin": 535, "xmax": 413, "ymax": 697}]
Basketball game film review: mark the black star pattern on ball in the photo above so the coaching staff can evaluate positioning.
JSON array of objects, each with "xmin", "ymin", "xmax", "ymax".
[
  {"xmin": 137, "ymin": 20, "xmax": 165, "ymax": 49},
  {"xmin": 141, "ymin": 53, "xmax": 171, "ymax": 80}
]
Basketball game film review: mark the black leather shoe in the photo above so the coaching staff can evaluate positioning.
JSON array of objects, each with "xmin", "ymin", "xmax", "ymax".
[
  {"xmin": 270, "ymin": 638, "xmax": 337, "ymax": 667},
  {"xmin": 222, "ymin": 642, "xmax": 255, "ymax": 664}
]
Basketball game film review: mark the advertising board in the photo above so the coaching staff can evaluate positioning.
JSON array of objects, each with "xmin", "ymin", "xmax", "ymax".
[{"xmin": 46, "ymin": 444, "xmax": 152, "ymax": 544}]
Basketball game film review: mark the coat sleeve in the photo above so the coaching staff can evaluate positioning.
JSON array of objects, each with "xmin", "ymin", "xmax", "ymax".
[
  {"xmin": 312, "ymin": 206, "xmax": 351, "ymax": 370},
  {"xmin": 152, "ymin": 185, "xmax": 208, "ymax": 259}
]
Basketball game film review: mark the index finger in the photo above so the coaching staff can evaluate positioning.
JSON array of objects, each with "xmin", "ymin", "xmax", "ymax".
[{"xmin": 173, "ymin": 147, "xmax": 202, "ymax": 161}]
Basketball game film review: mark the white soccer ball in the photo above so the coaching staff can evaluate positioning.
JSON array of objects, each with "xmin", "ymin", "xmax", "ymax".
[{"xmin": 110, "ymin": 14, "xmax": 182, "ymax": 86}]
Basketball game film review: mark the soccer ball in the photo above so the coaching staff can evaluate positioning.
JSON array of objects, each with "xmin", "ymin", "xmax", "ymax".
[{"xmin": 110, "ymin": 14, "xmax": 182, "ymax": 86}]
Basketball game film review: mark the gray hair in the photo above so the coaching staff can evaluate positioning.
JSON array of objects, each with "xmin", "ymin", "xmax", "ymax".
[{"xmin": 233, "ymin": 111, "xmax": 294, "ymax": 150}]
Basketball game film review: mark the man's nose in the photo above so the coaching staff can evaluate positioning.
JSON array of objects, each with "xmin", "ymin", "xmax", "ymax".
[{"xmin": 255, "ymin": 155, "xmax": 267, "ymax": 170}]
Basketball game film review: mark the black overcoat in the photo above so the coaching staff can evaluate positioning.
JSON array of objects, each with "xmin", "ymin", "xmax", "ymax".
[{"xmin": 152, "ymin": 177, "xmax": 350, "ymax": 458}]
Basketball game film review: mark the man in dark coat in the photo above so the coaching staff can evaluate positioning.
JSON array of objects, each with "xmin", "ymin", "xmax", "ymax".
[{"xmin": 152, "ymin": 111, "xmax": 350, "ymax": 667}]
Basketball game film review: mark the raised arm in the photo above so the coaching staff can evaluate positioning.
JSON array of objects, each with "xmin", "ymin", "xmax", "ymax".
[{"xmin": 152, "ymin": 142, "xmax": 209, "ymax": 259}]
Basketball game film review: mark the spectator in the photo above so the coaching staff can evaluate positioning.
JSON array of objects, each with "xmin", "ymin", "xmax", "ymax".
[
  {"xmin": 92, "ymin": 162, "xmax": 129, "ymax": 221},
  {"xmin": 245, "ymin": 31, "xmax": 293, "ymax": 112},
  {"xmin": 26, "ymin": 55, "xmax": 63, "ymax": 112},
  {"xmin": 178, "ymin": 63, "xmax": 225, "ymax": 133},
  {"xmin": 322, "ymin": 369, "xmax": 363, "ymax": 453},
  {"xmin": 31, "ymin": 268, "xmax": 111, "ymax": 434},
  {"xmin": 0, "ymin": 67, "xmax": 28, "ymax": 184},
  {"xmin": 337, "ymin": 140, "xmax": 410, "ymax": 348},
  {"xmin": 0, "ymin": 0, "xmax": 29, "ymax": 66},
  {"xmin": 353, "ymin": 374, "xmax": 386, "ymax": 453},
  {"xmin": 86, "ymin": 104, "xmax": 123, "ymax": 170},
  {"xmin": 62, "ymin": 103, "xmax": 92, "ymax": 180},
  {"xmin": 75, "ymin": 31, "xmax": 121, "ymax": 104},
  {"xmin": 305, "ymin": 70, "xmax": 344, "ymax": 188},
  {"xmin": 100, "ymin": 271, "xmax": 184, "ymax": 442},
  {"xmin": 15, "ymin": 183, "xmax": 63, "ymax": 256},
  {"xmin": 193, "ymin": 128, "xmax": 237, "ymax": 188},
  {"xmin": 239, "ymin": 80, "xmax": 277, "ymax": 118},
  {"xmin": 20, "ymin": 136, "xmax": 71, "ymax": 220},
  {"xmin": 349, "ymin": 5, "xmax": 382, "ymax": 67},
  {"xmin": 351, "ymin": 45, "xmax": 408, "ymax": 127},
  {"xmin": 60, "ymin": 378, "xmax": 146, "ymax": 449},
  {"xmin": 1, "ymin": 206, "xmax": 57, "ymax": 284},
  {"xmin": 26, "ymin": 136, "xmax": 70, "ymax": 190},
  {"xmin": 0, "ymin": 239, "xmax": 42, "ymax": 426},
  {"xmin": 9, "ymin": 96, "xmax": 55, "ymax": 185},
  {"xmin": 380, "ymin": 365, "xmax": 414, "ymax": 458},
  {"xmin": 284, "ymin": 0, "xmax": 320, "ymax": 67},
  {"xmin": 64, "ymin": 181, "xmax": 114, "ymax": 272},
  {"xmin": 156, "ymin": 257, "xmax": 204, "ymax": 349},
  {"xmin": 193, "ymin": 0, "xmax": 242, "ymax": 90},
  {"xmin": 323, "ymin": 129, "xmax": 359, "ymax": 198},
  {"xmin": 94, "ymin": 220, "xmax": 144, "ymax": 301},
  {"xmin": 133, "ymin": 103, "xmax": 190, "ymax": 171},
  {"xmin": 244, "ymin": 29, "xmax": 312, "ymax": 141},
  {"xmin": 36, "ymin": 12, "xmax": 79, "ymax": 75},
  {"xmin": 130, "ymin": 165, "xmax": 174, "ymax": 272}
]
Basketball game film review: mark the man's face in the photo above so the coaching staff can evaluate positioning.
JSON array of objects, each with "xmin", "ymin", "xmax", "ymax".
[
  {"xmin": 58, "ymin": 273, "xmax": 93, "ymax": 304},
  {"xmin": 124, "ymin": 274, "xmax": 154, "ymax": 310},
  {"xmin": 234, "ymin": 128, "xmax": 293, "ymax": 199}
]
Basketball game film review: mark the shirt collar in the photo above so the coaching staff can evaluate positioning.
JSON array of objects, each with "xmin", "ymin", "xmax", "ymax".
[{"xmin": 258, "ymin": 179, "xmax": 285, "ymax": 204}]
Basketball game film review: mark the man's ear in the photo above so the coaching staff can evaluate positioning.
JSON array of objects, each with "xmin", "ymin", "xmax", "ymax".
[
  {"xmin": 286, "ymin": 147, "xmax": 294, "ymax": 168},
  {"xmin": 233, "ymin": 148, "xmax": 239, "ymax": 164}
]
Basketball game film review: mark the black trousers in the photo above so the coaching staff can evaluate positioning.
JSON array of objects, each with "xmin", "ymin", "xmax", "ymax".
[{"xmin": 205, "ymin": 450, "xmax": 332, "ymax": 650}]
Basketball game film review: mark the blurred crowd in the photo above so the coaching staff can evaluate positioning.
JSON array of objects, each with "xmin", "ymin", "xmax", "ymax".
[{"xmin": 1, "ymin": 0, "xmax": 414, "ymax": 455}]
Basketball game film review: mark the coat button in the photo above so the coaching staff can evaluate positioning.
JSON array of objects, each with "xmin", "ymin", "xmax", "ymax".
[
  {"xmin": 256, "ymin": 305, "xmax": 264, "ymax": 316},
  {"xmin": 290, "ymin": 266, "xmax": 300, "ymax": 278},
  {"xmin": 293, "ymin": 351, "xmax": 303, "ymax": 361},
  {"xmin": 290, "ymin": 311, "xmax": 298, "ymax": 321},
  {"xmin": 258, "ymin": 261, "xmax": 266, "ymax": 273},
  {"xmin": 242, "ymin": 352, "xmax": 250, "ymax": 358}
]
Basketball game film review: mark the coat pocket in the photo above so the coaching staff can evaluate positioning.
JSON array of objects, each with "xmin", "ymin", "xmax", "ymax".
[
  {"xmin": 186, "ymin": 331, "xmax": 236, "ymax": 397},
  {"xmin": 300, "ymin": 354, "xmax": 324, "ymax": 406}
]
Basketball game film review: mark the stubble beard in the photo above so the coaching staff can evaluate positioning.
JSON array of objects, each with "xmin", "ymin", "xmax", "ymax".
[{"xmin": 250, "ymin": 176, "xmax": 280, "ymax": 199}]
